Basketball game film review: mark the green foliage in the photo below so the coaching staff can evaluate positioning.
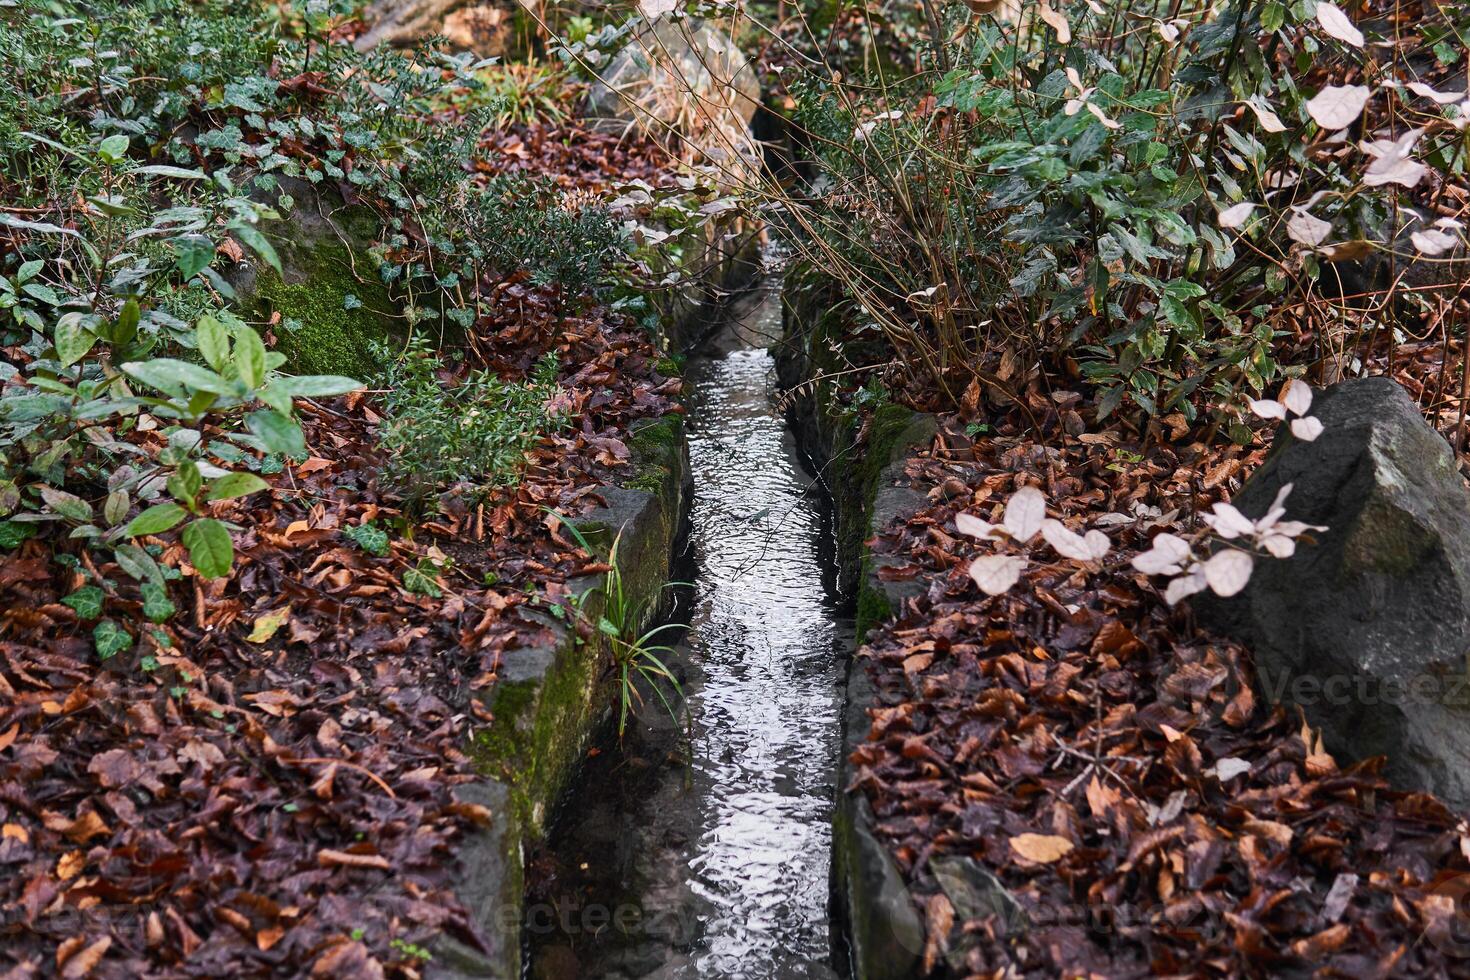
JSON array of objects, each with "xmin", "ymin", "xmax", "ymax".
[
  {"xmin": 343, "ymin": 520, "xmax": 392, "ymax": 557},
  {"xmin": 558, "ymin": 518, "xmax": 685, "ymax": 738},
  {"xmin": 373, "ymin": 338, "xmax": 564, "ymax": 508},
  {"xmin": 774, "ymin": 0, "xmax": 1466, "ymax": 424}
]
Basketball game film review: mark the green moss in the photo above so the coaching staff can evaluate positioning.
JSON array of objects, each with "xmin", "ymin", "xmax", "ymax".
[
  {"xmin": 655, "ymin": 355, "xmax": 682, "ymax": 377},
  {"xmin": 625, "ymin": 465, "xmax": 670, "ymax": 494},
  {"xmin": 629, "ymin": 414, "xmax": 682, "ymax": 454},
  {"xmin": 250, "ymin": 243, "xmax": 395, "ymax": 378}
]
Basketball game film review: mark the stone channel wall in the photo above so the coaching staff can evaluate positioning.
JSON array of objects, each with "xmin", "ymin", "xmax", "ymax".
[{"xmin": 776, "ymin": 266, "xmax": 937, "ymax": 980}]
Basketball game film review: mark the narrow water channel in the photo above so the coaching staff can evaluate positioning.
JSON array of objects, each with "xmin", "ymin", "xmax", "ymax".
[{"xmin": 525, "ymin": 281, "xmax": 846, "ymax": 979}]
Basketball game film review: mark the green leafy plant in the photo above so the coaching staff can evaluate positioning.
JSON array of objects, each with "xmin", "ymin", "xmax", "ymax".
[
  {"xmin": 559, "ymin": 517, "xmax": 686, "ymax": 738},
  {"xmin": 373, "ymin": 337, "xmax": 564, "ymax": 510}
]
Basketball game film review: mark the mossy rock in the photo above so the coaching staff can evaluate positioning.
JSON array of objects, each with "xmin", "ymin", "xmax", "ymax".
[{"xmin": 229, "ymin": 176, "xmax": 399, "ymax": 378}]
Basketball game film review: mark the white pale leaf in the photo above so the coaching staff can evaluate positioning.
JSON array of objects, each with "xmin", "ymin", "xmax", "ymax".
[
  {"xmin": 1286, "ymin": 210, "xmax": 1332, "ymax": 246},
  {"xmin": 1274, "ymin": 519, "xmax": 1327, "ymax": 537},
  {"xmin": 1085, "ymin": 101, "xmax": 1122, "ymax": 130},
  {"xmin": 1131, "ymin": 532, "xmax": 1191, "ymax": 575},
  {"xmin": 1204, "ymin": 549, "xmax": 1254, "ymax": 597},
  {"xmin": 1082, "ymin": 529, "xmax": 1111, "ymax": 561},
  {"xmin": 1262, "ymin": 533, "xmax": 1296, "ymax": 558},
  {"xmin": 1206, "ymin": 502, "xmax": 1256, "ymax": 539},
  {"xmin": 1290, "ymin": 415, "xmax": 1324, "ymax": 441},
  {"xmin": 1258, "ymin": 482, "xmax": 1295, "ymax": 530},
  {"xmin": 956, "ymin": 511, "xmax": 1002, "ymax": 540},
  {"xmin": 1364, "ymin": 151, "xmax": 1427, "ymax": 188},
  {"xmin": 639, "ymin": 0, "xmax": 680, "ymax": 18},
  {"xmin": 1306, "ymin": 84, "xmax": 1371, "ymax": 130},
  {"xmin": 1040, "ymin": 519, "xmax": 1094, "ymax": 562},
  {"xmin": 1037, "ymin": 1, "xmax": 1071, "ymax": 43},
  {"xmin": 1157, "ymin": 20, "xmax": 1179, "ymax": 43},
  {"xmin": 1249, "ymin": 397, "xmax": 1286, "ymax": 420},
  {"xmin": 1213, "ymin": 757, "xmax": 1253, "ymax": 781},
  {"xmin": 1003, "ymin": 486, "xmax": 1047, "ymax": 542},
  {"xmin": 1065, "ymin": 66, "xmax": 1084, "ymax": 90},
  {"xmin": 1217, "ymin": 202, "xmax": 1257, "ymax": 229},
  {"xmin": 1411, "ymin": 229, "xmax": 1459, "ymax": 256},
  {"xmin": 1407, "ymin": 82, "xmax": 1467, "ymax": 105},
  {"xmin": 1064, "ymin": 98, "xmax": 1085, "ymax": 117},
  {"xmin": 969, "ymin": 555, "xmax": 1027, "ymax": 595},
  {"xmin": 1315, "ymin": 2, "xmax": 1364, "ymax": 47},
  {"xmin": 1245, "ymin": 99, "xmax": 1287, "ymax": 133},
  {"xmin": 1280, "ymin": 379, "xmax": 1313, "ymax": 416},
  {"xmin": 1164, "ymin": 567, "xmax": 1208, "ymax": 605}
]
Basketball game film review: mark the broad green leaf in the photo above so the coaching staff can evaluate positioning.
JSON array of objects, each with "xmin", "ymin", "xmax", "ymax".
[
  {"xmin": 124, "ymin": 502, "xmax": 187, "ymax": 536},
  {"xmin": 97, "ymin": 134, "xmax": 130, "ymax": 163},
  {"xmin": 16, "ymin": 259, "xmax": 42, "ymax": 283},
  {"xmin": 123, "ymin": 358, "xmax": 235, "ymax": 397},
  {"xmin": 183, "ymin": 518, "xmax": 234, "ymax": 578},
  {"xmin": 234, "ymin": 325, "xmax": 267, "ymax": 389},
  {"xmin": 173, "ymin": 234, "xmax": 214, "ymax": 281},
  {"xmin": 206, "ymin": 472, "xmax": 268, "ymax": 501},
  {"xmin": 55, "ymin": 312, "xmax": 96, "ymax": 368},
  {"xmin": 39, "ymin": 486, "xmax": 92, "ymax": 522},
  {"xmin": 196, "ymin": 314, "xmax": 231, "ymax": 372},
  {"xmin": 245, "ymin": 410, "xmax": 306, "ymax": 456},
  {"xmin": 133, "ymin": 165, "xmax": 207, "ymax": 180},
  {"xmin": 270, "ymin": 375, "xmax": 363, "ymax": 398},
  {"xmin": 230, "ymin": 222, "xmax": 281, "ymax": 275},
  {"xmin": 113, "ymin": 543, "xmax": 164, "ymax": 583},
  {"xmin": 114, "ymin": 298, "xmax": 140, "ymax": 346},
  {"xmin": 103, "ymin": 489, "xmax": 130, "ymax": 526},
  {"xmin": 23, "ymin": 282, "xmax": 61, "ymax": 306}
]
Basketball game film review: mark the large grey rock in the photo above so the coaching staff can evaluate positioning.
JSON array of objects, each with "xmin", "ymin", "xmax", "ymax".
[
  {"xmin": 1200, "ymin": 376, "xmax": 1470, "ymax": 808},
  {"xmin": 584, "ymin": 20, "xmax": 760, "ymax": 140}
]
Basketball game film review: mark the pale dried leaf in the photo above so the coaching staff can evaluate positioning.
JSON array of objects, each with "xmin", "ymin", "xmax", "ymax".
[
  {"xmin": 1037, "ymin": 0, "xmax": 1071, "ymax": 43},
  {"xmin": 1249, "ymin": 397, "xmax": 1286, "ymax": 420},
  {"xmin": 969, "ymin": 554, "xmax": 1027, "ymax": 595},
  {"xmin": 1003, "ymin": 485, "xmax": 1046, "ymax": 541},
  {"xmin": 1315, "ymin": 2, "xmax": 1364, "ymax": 47},
  {"xmin": 1281, "ymin": 378, "xmax": 1313, "ymax": 416},
  {"xmin": 1165, "ymin": 567, "xmax": 1208, "ymax": 604},
  {"xmin": 1411, "ymin": 228, "xmax": 1459, "ymax": 256},
  {"xmin": 1306, "ymin": 84, "xmax": 1371, "ymax": 130},
  {"xmin": 1287, "ymin": 210, "xmax": 1332, "ymax": 246},
  {"xmin": 1290, "ymin": 415, "xmax": 1324, "ymax": 441},
  {"xmin": 1245, "ymin": 99, "xmax": 1287, "ymax": 133},
  {"xmin": 1217, "ymin": 201, "xmax": 1257, "ymax": 228},
  {"xmin": 955, "ymin": 511, "xmax": 1002, "ymax": 540},
  {"xmin": 1011, "ymin": 832, "xmax": 1075, "ymax": 863},
  {"xmin": 1204, "ymin": 549, "xmax": 1254, "ymax": 597}
]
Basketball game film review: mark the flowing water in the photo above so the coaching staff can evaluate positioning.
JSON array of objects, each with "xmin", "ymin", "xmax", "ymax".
[{"xmin": 525, "ymin": 281, "xmax": 847, "ymax": 980}]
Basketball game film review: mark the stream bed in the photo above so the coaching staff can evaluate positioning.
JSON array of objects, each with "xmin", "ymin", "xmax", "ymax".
[{"xmin": 525, "ymin": 281, "xmax": 847, "ymax": 979}]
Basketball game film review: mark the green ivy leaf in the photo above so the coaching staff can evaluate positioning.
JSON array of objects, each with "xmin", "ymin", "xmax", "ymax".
[
  {"xmin": 62, "ymin": 585, "xmax": 105, "ymax": 620},
  {"xmin": 343, "ymin": 521, "xmax": 390, "ymax": 557},
  {"xmin": 173, "ymin": 234, "xmax": 215, "ymax": 281},
  {"xmin": 92, "ymin": 619, "xmax": 133, "ymax": 660},
  {"xmin": 124, "ymin": 502, "xmax": 187, "ymax": 537},
  {"xmin": 141, "ymin": 582, "xmax": 176, "ymax": 623},
  {"xmin": 403, "ymin": 561, "xmax": 442, "ymax": 598},
  {"xmin": 182, "ymin": 517, "xmax": 234, "ymax": 578}
]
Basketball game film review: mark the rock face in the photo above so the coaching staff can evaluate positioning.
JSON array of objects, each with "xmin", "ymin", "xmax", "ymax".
[
  {"xmin": 227, "ymin": 176, "xmax": 398, "ymax": 378},
  {"xmin": 585, "ymin": 20, "xmax": 760, "ymax": 141},
  {"xmin": 1199, "ymin": 376, "xmax": 1470, "ymax": 808},
  {"xmin": 355, "ymin": 0, "xmax": 526, "ymax": 57}
]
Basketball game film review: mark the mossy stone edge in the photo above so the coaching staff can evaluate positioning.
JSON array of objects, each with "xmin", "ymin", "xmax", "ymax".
[{"xmin": 778, "ymin": 266, "xmax": 936, "ymax": 980}]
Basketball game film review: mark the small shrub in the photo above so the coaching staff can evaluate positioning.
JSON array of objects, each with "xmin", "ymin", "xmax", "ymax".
[{"xmin": 373, "ymin": 338, "xmax": 564, "ymax": 507}]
